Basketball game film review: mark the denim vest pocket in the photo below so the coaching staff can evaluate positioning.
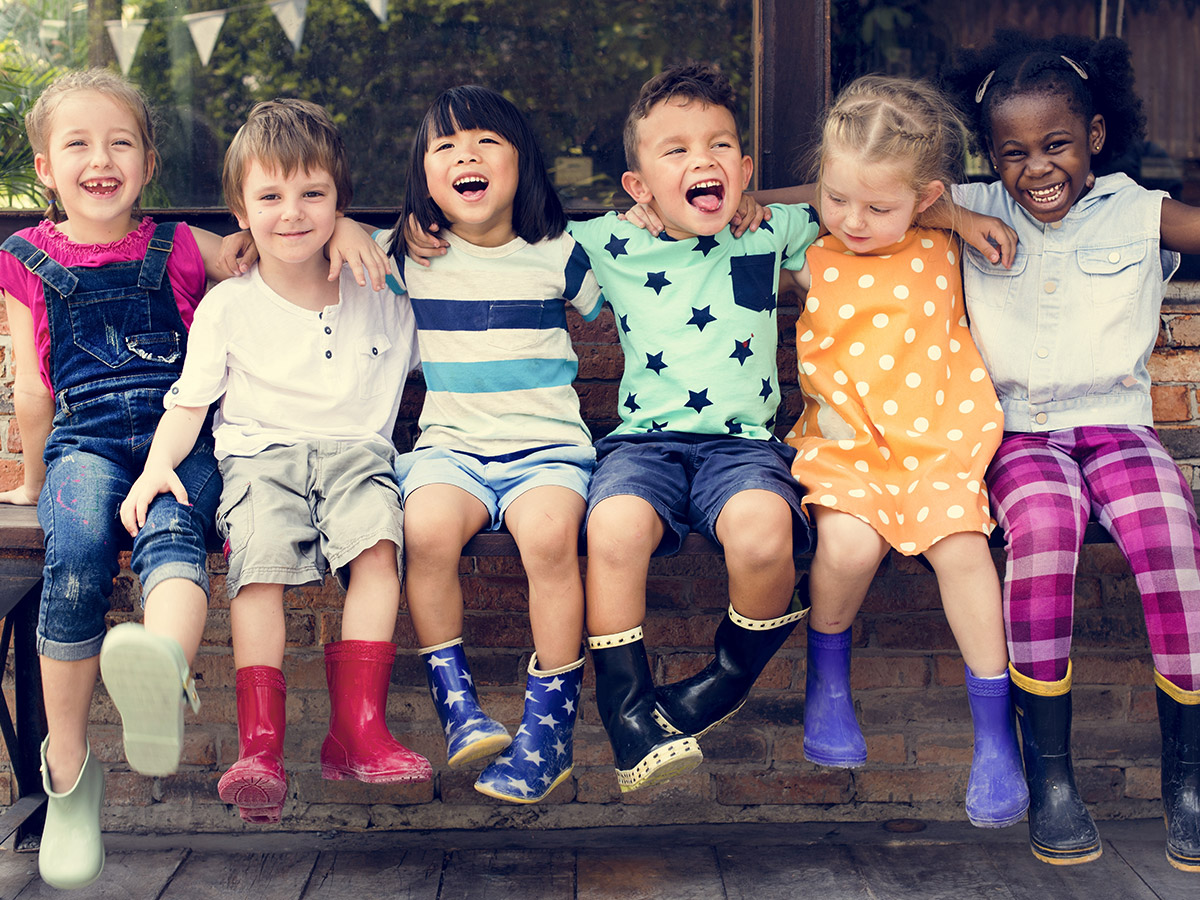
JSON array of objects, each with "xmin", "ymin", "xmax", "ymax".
[
  {"xmin": 486, "ymin": 300, "xmax": 554, "ymax": 352},
  {"xmin": 357, "ymin": 333, "xmax": 393, "ymax": 399},
  {"xmin": 1077, "ymin": 243, "xmax": 1146, "ymax": 305},
  {"xmin": 730, "ymin": 253, "xmax": 778, "ymax": 313},
  {"xmin": 962, "ymin": 245, "xmax": 1027, "ymax": 309},
  {"xmin": 68, "ymin": 286, "xmax": 153, "ymax": 368}
]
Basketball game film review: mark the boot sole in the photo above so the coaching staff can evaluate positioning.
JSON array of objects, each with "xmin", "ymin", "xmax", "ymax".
[
  {"xmin": 321, "ymin": 762, "xmax": 433, "ymax": 783},
  {"xmin": 1166, "ymin": 848, "xmax": 1200, "ymax": 872},
  {"xmin": 803, "ymin": 744, "xmax": 867, "ymax": 768},
  {"xmin": 1030, "ymin": 840, "xmax": 1102, "ymax": 865},
  {"xmin": 617, "ymin": 737, "xmax": 703, "ymax": 792},
  {"xmin": 218, "ymin": 771, "xmax": 286, "ymax": 811},
  {"xmin": 967, "ymin": 806, "xmax": 1030, "ymax": 829},
  {"xmin": 447, "ymin": 733, "xmax": 513, "ymax": 768},
  {"xmin": 653, "ymin": 700, "xmax": 746, "ymax": 739},
  {"xmin": 100, "ymin": 625, "xmax": 186, "ymax": 776},
  {"xmin": 474, "ymin": 765, "xmax": 574, "ymax": 804}
]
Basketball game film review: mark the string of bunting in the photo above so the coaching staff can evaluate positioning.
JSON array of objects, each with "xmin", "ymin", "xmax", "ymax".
[{"xmin": 41, "ymin": 0, "xmax": 389, "ymax": 75}]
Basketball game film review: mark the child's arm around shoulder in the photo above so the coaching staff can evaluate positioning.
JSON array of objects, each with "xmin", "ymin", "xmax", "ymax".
[
  {"xmin": 0, "ymin": 292, "xmax": 53, "ymax": 505},
  {"xmin": 1160, "ymin": 198, "xmax": 1200, "ymax": 255}
]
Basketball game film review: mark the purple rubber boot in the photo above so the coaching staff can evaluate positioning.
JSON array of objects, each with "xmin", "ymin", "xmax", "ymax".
[
  {"xmin": 964, "ymin": 665, "xmax": 1030, "ymax": 828},
  {"xmin": 803, "ymin": 626, "xmax": 867, "ymax": 767}
]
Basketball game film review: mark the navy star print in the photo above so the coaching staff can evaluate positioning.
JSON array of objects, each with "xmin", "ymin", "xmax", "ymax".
[
  {"xmin": 604, "ymin": 234, "xmax": 629, "ymax": 259},
  {"xmin": 619, "ymin": 314, "xmax": 631, "ymax": 334},
  {"xmin": 730, "ymin": 337, "xmax": 753, "ymax": 365},
  {"xmin": 685, "ymin": 390, "xmax": 713, "ymax": 414},
  {"xmin": 759, "ymin": 378, "xmax": 773, "ymax": 401},
  {"xmin": 624, "ymin": 393, "xmax": 640, "ymax": 413},
  {"xmin": 725, "ymin": 419, "xmax": 743, "ymax": 435},
  {"xmin": 692, "ymin": 235, "xmax": 719, "ymax": 257},
  {"xmin": 688, "ymin": 306, "xmax": 717, "ymax": 332},
  {"xmin": 645, "ymin": 352, "xmax": 667, "ymax": 375},
  {"xmin": 648, "ymin": 420, "xmax": 668, "ymax": 432},
  {"xmin": 645, "ymin": 271, "xmax": 671, "ymax": 295}
]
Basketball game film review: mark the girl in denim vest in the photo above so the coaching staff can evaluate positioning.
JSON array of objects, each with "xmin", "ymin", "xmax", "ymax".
[{"xmin": 947, "ymin": 30, "xmax": 1200, "ymax": 870}]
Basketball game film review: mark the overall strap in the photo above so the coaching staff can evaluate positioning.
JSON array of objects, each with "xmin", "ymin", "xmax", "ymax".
[
  {"xmin": 0, "ymin": 234, "xmax": 79, "ymax": 296},
  {"xmin": 138, "ymin": 221, "xmax": 179, "ymax": 290}
]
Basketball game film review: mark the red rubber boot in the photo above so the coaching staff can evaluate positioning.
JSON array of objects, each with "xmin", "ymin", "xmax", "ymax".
[
  {"xmin": 217, "ymin": 666, "xmax": 288, "ymax": 824},
  {"xmin": 320, "ymin": 640, "xmax": 433, "ymax": 784}
]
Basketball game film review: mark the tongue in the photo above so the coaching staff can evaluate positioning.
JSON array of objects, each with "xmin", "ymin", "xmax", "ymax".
[{"xmin": 692, "ymin": 193, "xmax": 721, "ymax": 212}]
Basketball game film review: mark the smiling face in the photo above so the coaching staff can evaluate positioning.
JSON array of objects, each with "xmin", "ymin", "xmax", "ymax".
[
  {"xmin": 34, "ymin": 89, "xmax": 154, "ymax": 244},
  {"xmin": 620, "ymin": 98, "xmax": 752, "ymax": 240},
  {"xmin": 235, "ymin": 158, "xmax": 338, "ymax": 275},
  {"xmin": 987, "ymin": 91, "xmax": 1104, "ymax": 224},
  {"xmin": 818, "ymin": 151, "xmax": 942, "ymax": 255},
  {"xmin": 423, "ymin": 126, "xmax": 520, "ymax": 247}
]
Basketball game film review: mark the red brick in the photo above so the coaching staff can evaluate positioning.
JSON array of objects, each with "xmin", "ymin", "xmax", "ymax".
[
  {"xmin": 0, "ymin": 459, "xmax": 24, "ymax": 491},
  {"xmin": 715, "ymin": 769, "xmax": 852, "ymax": 805},
  {"xmin": 291, "ymin": 771, "xmax": 434, "ymax": 805},
  {"xmin": 104, "ymin": 771, "xmax": 155, "ymax": 806},
  {"xmin": 617, "ymin": 770, "xmax": 709, "ymax": 805},
  {"xmin": 1148, "ymin": 348, "xmax": 1200, "ymax": 383},
  {"xmin": 1166, "ymin": 313, "xmax": 1200, "ymax": 346},
  {"xmin": 914, "ymin": 731, "xmax": 974, "ymax": 767},
  {"xmin": 855, "ymin": 767, "xmax": 967, "ymax": 803},
  {"xmin": 850, "ymin": 656, "xmax": 930, "ymax": 690},
  {"xmin": 7, "ymin": 419, "xmax": 22, "ymax": 454},
  {"xmin": 1151, "ymin": 383, "xmax": 1191, "ymax": 422},
  {"xmin": 1124, "ymin": 766, "xmax": 1161, "ymax": 800}
]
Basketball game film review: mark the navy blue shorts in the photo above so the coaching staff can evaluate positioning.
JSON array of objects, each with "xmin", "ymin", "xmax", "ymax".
[{"xmin": 586, "ymin": 431, "xmax": 813, "ymax": 556}]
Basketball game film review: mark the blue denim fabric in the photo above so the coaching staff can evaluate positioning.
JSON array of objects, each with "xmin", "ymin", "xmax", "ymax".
[
  {"xmin": 586, "ymin": 431, "xmax": 812, "ymax": 556},
  {"xmin": 953, "ymin": 175, "xmax": 1181, "ymax": 432},
  {"xmin": 2, "ymin": 224, "xmax": 219, "ymax": 661}
]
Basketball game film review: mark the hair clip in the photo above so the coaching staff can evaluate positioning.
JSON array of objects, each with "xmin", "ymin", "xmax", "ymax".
[
  {"xmin": 1060, "ymin": 55, "xmax": 1088, "ymax": 80},
  {"xmin": 974, "ymin": 70, "xmax": 995, "ymax": 104}
]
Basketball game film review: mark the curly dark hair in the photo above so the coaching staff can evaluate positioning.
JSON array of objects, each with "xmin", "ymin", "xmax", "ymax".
[{"xmin": 942, "ymin": 29, "xmax": 1145, "ymax": 177}]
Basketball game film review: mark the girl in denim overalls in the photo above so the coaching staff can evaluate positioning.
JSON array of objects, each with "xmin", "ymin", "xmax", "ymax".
[
  {"xmin": 0, "ymin": 70, "xmax": 229, "ymax": 890},
  {"xmin": 946, "ymin": 32, "xmax": 1200, "ymax": 870}
]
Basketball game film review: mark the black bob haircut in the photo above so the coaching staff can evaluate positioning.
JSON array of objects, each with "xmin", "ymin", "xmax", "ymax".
[
  {"xmin": 943, "ymin": 29, "xmax": 1145, "ymax": 178},
  {"xmin": 390, "ymin": 85, "xmax": 566, "ymax": 260}
]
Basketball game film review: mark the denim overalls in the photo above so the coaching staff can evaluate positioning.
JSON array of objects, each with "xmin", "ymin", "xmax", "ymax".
[{"xmin": 1, "ymin": 223, "xmax": 220, "ymax": 661}]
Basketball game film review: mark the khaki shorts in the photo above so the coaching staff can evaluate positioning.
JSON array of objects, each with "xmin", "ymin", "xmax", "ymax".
[{"xmin": 217, "ymin": 440, "xmax": 404, "ymax": 598}]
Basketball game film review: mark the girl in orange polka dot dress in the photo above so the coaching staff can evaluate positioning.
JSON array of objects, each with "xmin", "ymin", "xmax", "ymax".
[{"xmin": 784, "ymin": 76, "xmax": 1028, "ymax": 829}]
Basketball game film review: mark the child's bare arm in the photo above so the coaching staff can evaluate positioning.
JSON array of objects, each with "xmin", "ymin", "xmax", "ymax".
[
  {"xmin": 923, "ymin": 197, "xmax": 1017, "ymax": 268},
  {"xmin": 327, "ymin": 216, "xmax": 388, "ymax": 290},
  {"xmin": 0, "ymin": 294, "xmax": 53, "ymax": 506},
  {"xmin": 119, "ymin": 404, "xmax": 208, "ymax": 535},
  {"xmin": 192, "ymin": 226, "xmax": 252, "ymax": 281},
  {"xmin": 1160, "ymin": 198, "xmax": 1200, "ymax": 255}
]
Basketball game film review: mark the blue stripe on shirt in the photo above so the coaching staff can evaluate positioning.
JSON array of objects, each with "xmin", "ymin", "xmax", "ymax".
[
  {"xmin": 411, "ymin": 297, "xmax": 567, "ymax": 332},
  {"xmin": 422, "ymin": 357, "xmax": 579, "ymax": 393}
]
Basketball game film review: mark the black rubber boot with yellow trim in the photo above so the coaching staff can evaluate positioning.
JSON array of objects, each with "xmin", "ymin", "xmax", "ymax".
[
  {"xmin": 655, "ymin": 581, "xmax": 809, "ymax": 738},
  {"xmin": 1155, "ymin": 669, "xmax": 1200, "ymax": 872},
  {"xmin": 1010, "ymin": 662, "xmax": 1102, "ymax": 865},
  {"xmin": 588, "ymin": 626, "xmax": 702, "ymax": 791}
]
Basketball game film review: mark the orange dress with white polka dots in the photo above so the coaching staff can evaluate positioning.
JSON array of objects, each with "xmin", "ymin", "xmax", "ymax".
[{"xmin": 785, "ymin": 228, "xmax": 1003, "ymax": 554}]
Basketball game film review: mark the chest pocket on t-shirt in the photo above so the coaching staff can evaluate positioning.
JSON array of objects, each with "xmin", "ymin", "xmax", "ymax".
[
  {"xmin": 487, "ymin": 300, "xmax": 564, "ymax": 352},
  {"xmin": 357, "ymin": 333, "xmax": 393, "ymax": 399},
  {"xmin": 729, "ymin": 253, "xmax": 778, "ymax": 313},
  {"xmin": 1077, "ymin": 244, "xmax": 1145, "ymax": 306}
]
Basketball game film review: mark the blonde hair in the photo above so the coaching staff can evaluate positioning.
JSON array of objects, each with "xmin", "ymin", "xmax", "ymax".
[
  {"xmin": 811, "ymin": 76, "xmax": 965, "ymax": 225},
  {"xmin": 222, "ymin": 99, "xmax": 352, "ymax": 220},
  {"xmin": 25, "ymin": 68, "xmax": 158, "ymax": 223}
]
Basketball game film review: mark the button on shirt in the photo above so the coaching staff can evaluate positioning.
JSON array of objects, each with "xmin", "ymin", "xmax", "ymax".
[
  {"xmin": 953, "ymin": 174, "xmax": 1179, "ymax": 432},
  {"xmin": 167, "ymin": 265, "xmax": 419, "ymax": 459}
]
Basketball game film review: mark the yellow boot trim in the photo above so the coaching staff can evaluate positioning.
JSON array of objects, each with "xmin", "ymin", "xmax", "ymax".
[
  {"xmin": 1009, "ymin": 660, "xmax": 1071, "ymax": 697},
  {"xmin": 1154, "ymin": 669, "xmax": 1200, "ymax": 705},
  {"xmin": 588, "ymin": 626, "xmax": 643, "ymax": 650}
]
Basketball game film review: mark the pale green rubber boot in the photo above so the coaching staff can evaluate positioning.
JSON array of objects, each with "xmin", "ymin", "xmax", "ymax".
[
  {"xmin": 100, "ymin": 622, "xmax": 200, "ymax": 776},
  {"xmin": 39, "ymin": 737, "xmax": 105, "ymax": 889}
]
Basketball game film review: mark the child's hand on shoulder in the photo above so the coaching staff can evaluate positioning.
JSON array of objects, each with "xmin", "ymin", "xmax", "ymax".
[
  {"xmin": 957, "ymin": 209, "xmax": 1017, "ymax": 268},
  {"xmin": 619, "ymin": 203, "xmax": 664, "ymax": 236},
  {"xmin": 404, "ymin": 215, "xmax": 449, "ymax": 267},
  {"xmin": 328, "ymin": 217, "xmax": 389, "ymax": 289},
  {"xmin": 729, "ymin": 193, "xmax": 771, "ymax": 237},
  {"xmin": 218, "ymin": 230, "xmax": 257, "ymax": 278}
]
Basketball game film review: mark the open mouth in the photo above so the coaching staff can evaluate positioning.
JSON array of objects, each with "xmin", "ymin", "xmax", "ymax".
[
  {"xmin": 453, "ymin": 175, "xmax": 489, "ymax": 199},
  {"xmin": 81, "ymin": 178, "xmax": 121, "ymax": 196},
  {"xmin": 686, "ymin": 180, "xmax": 724, "ymax": 212},
  {"xmin": 1025, "ymin": 182, "xmax": 1066, "ymax": 206}
]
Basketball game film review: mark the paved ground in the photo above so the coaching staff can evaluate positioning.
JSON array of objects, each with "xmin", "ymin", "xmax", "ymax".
[{"xmin": 0, "ymin": 818, "xmax": 1197, "ymax": 898}]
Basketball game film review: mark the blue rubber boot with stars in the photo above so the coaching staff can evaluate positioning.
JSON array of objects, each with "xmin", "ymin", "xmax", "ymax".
[
  {"xmin": 421, "ymin": 638, "xmax": 511, "ymax": 767},
  {"xmin": 475, "ymin": 654, "xmax": 584, "ymax": 803}
]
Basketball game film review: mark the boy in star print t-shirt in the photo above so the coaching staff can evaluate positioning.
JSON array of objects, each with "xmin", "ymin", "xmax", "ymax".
[{"xmin": 571, "ymin": 63, "xmax": 819, "ymax": 792}]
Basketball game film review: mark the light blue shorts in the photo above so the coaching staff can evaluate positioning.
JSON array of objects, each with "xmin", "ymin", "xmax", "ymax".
[{"xmin": 395, "ymin": 444, "xmax": 595, "ymax": 530}]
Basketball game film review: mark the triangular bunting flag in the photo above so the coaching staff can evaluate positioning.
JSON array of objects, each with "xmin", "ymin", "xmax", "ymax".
[
  {"xmin": 38, "ymin": 19, "xmax": 66, "ymax": 48},
  {"xmin": 366, "ymin": 0, "xmax": 387, "ymax": 24},
  {"xmin": 183, "ymin": 9, "xmax": 227, "ymax": 67},
  {"xmin": 270, "ymin": 0, "xmax": 308, "ymax": 53},
  {"xmin": 105, "ymin": 18, "xmax": 148, "ymax": 75}
]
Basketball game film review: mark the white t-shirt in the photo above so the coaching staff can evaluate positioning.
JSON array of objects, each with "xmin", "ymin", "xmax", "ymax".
[{"xmin": 167, "ymin": 264, "xmax": 419, "ymax": 459}]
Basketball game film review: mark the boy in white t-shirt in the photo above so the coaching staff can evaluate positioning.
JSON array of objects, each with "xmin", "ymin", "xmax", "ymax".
[{"xmin": 121, "ymin": 99, "xmax": 427, "ymax": 825}]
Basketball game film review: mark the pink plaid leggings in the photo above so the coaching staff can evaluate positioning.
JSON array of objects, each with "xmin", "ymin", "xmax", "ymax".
[{"xmin": 986, "ymin": 425, "xmax": 1200, "ymax": 691}]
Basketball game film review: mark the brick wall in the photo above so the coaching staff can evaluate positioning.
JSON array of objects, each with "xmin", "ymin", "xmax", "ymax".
[{"xmin": 1, "ymin": 237, "xmax": 1197, "ymax": 833}]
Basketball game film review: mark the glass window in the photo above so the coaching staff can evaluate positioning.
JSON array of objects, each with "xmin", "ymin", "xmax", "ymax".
[{"xmin": 1, "ymin": 0, "xmax": 753, "ymax": 211}]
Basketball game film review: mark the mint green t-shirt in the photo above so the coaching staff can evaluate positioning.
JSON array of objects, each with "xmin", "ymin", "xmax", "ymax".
[{"xmin": 569, "ymin": 203, "xmax": 819, "ymax": 440}]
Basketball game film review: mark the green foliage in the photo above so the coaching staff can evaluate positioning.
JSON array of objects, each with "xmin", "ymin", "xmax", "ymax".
[
  {"xmin": 3, "ymin": 0, "xmax": 752, "ymax": 209},
  {"xmin": 0, "ymin": 46, "xmax": 60, "ymax": 208}
]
